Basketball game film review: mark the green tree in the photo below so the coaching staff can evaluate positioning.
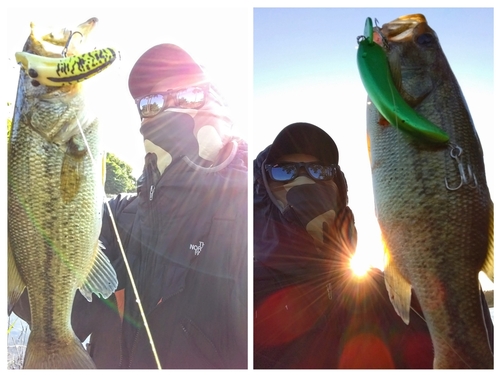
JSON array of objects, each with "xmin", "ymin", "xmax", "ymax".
[{"xmin": 105, "ymin": 153, "xmax": 137, "ymax": 195}]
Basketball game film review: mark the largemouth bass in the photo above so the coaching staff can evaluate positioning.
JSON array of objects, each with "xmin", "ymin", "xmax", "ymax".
[
  {"xmin": 8, "ymin": 17, "xmax": 118, "ymax": 369},
  {"xmin": 364, "ymin": 14, "xmax": 494, "ymax": 368}
]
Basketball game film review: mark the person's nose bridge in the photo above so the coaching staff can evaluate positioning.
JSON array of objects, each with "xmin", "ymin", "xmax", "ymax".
[{"xmin": 296, "ymin": 163, "xmax": 309, "ymax": 177}]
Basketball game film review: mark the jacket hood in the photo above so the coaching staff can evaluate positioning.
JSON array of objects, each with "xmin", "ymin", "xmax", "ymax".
[
  {"xmin": 266, "ymin": 122, "xmax": 339, "ymax": 165},
  {"xmin": 253, "ymin": 124, "xmax": 347, "ymax": 280},
  {"xmin": 255, "ymin": 144, "xmax": 328, "ymax": 281}
]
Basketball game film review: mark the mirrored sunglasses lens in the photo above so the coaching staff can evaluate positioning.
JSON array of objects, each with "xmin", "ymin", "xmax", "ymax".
[
  {"xmin": 307, "ymin": 164, "xmax": 332, "ymax": 180},
  {"xmin": 177, "ymin": 87, "xmax": 205, "ymax": 109},
  {"xmin": 270, "ymin": 166, "xmax": 296, "ymax": 181},
  {"xmin": 139, "ymin": 94, "xmax": 164, "ymax": 118}
]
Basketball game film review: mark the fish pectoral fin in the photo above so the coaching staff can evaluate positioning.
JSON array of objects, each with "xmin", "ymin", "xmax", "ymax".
[
  {"xmin": 384, "ymin": 260, "xmax": 412, "ymax": 324},
  {"xmin": 482, "ymin": 244, "xmax": 494, "ymax": 283},
  {"xmin": 60, "ymin": 152, "xmax": 85, "ymax": 203},
  {"xmin": 8, "ymin": 241, "xmax": 26, "ymax": 314},
  {"xmin": 481, "ymin": 199, "xmax": 494, "ymax": 282},
  {"xmin": 79, "ymin": 241, "xmax": 118, "ymax": 302}
]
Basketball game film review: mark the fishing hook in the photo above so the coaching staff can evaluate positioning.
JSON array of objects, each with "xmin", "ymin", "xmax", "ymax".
[
  {"xmin": 373, "ymin": 18, "xmax": 390, "ymax": 50},
  {"xmin": 62, "ymin": 31, "xmax": 83, "ymax": 57},
  {"xmin": 356, "ymin": 18, "xmax": 388, "ymax": 49},
  {"xmin": 444, "ymin": 145, "xmax": 477, "ymax": 191}
]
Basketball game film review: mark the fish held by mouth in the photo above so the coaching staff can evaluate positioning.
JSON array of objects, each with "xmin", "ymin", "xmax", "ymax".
[
  {"xmin": 362, "ymin": 14, "xmax": 494, "ymax": 369},
  {"xmin": 8, "ymin": 17, "xmax": 118, "ymax": 369}
]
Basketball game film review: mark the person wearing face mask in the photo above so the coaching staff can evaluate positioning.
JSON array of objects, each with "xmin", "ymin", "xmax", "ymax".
[
  {"xmin": 12, "ymin": 44, "xmax": 248, "ymax": 369},
  {"xmin": 253, "ymin": 122, "xmax": 493, "ymax": 369}
]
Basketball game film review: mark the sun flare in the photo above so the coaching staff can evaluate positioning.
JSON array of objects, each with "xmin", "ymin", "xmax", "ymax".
[{"xmin": 349, "ymin": 252, "xmax": 371, "ymax": 277}]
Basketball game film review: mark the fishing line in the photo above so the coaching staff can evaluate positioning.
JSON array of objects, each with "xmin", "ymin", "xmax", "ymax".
[{"xmin": 76, "ymin": 118, "xmax": 162, "ymax": 370}]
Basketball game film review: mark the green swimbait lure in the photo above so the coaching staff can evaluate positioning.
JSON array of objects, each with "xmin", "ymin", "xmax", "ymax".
[{"xmin": 357, "ymin": 17, "xmax": 449, "ymax": 143}]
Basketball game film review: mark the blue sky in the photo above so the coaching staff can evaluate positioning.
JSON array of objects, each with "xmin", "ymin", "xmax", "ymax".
[{"xmin": 253, "ymin": 7, "xmax": 495, "ymax": 274}]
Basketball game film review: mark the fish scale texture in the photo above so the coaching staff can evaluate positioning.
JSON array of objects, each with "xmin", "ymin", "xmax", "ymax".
[
  {"xmin": 367, "ymin": 14, "xmax": 493, "ymax": 369},
  {"xmin": 8, "ymin": 17, "xmax": 117, "ymax": 369},
  {"xmin": 8, "ymin": 76, "xmax": 102, "ymax": 369}
]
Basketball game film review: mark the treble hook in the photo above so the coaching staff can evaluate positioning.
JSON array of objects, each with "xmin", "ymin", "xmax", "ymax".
[
  {"xmin": 373, "ymin": 18, "xmax": 389, "ymax": 50},
  {"xmin": 444, "ymin": 145, "xmax": 478, "ymax": 191},
  {"xmin": 61, "ymin": 31, "xmax": 83, "ymax": 57}
]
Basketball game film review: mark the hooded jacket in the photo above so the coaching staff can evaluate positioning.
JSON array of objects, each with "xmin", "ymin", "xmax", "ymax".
[
  {"xmin": 253, "ymin": 127, "xmax": 494, "ymax": 369},
  {"xmin": 86, "ymin": 138, "xmax": 248, "ymax": 369}
]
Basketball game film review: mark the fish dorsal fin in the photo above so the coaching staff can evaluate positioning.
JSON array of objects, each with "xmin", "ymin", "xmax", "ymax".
[
  {"xmin": 79, "ymin": 241, "xmax": 118, "ymax": 302},
  {"xmin": 384, "ymin": 258, "xmax": 412, "ymax": 324}
]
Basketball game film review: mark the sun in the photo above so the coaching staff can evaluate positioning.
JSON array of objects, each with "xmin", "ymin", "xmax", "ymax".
[{"xmin": 349, "ymin": 251, "xmax": 371, "ymax": 277}]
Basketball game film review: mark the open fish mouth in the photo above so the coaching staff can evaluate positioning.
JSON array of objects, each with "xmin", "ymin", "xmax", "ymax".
[
  {"xmin": 30, "ymin": 17, "xmax": 99, "ymax": 57},
  {"xmin": 373, "ymin": 13, "xmax": 434, "ymax": 52},
  {"xmin": 15, "ymin": 17, "xmax": 117, "ymax": 88},
  {"xmin": 377, "ymin": 13, "xmax": 427, "ymax": 42}
]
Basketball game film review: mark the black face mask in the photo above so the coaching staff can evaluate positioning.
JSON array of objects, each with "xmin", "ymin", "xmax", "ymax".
[
  {"xmin": 285, "ymin": 183, "xmax": 340, "ymax": 228},
  {"xmin": 281, "ymin": 181, "xmax": 358, "ymax": 267},
  {"xmin": 268, "ymin": 175, "xmax": 342, "ymax": 248},
  {"xmin": 140, "ymin": 111, "xmax": 200, "ymax": 164}
]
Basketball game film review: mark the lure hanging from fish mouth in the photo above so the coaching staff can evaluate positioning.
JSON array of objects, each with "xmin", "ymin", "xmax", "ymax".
[
  {"xmin": 356, "ymin": 17, "xmax": 450, "ymax": 144},
  {"xmin": 15, "ymin": 47, "xmax": 117, "ymax": 87}
]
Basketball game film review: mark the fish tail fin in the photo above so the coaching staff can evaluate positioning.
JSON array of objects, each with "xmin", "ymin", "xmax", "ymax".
[
  {"xmin": 8, "ymin": 240, "xmax": 25, "ymax": 314},
  {"xmin": 79, "ymin": 241, "xmax": 119, "ymax": 301},
  {"xmin": 23, "ymin": 334, "xmax": 95, "ymax": 369}
]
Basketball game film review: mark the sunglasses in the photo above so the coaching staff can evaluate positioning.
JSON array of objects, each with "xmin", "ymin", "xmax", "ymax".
[
  {"xmin": 136, "ymin": 86, "xmax": 206, "ymax": 119},
  {"xmin": 265, "ymin": 162, "xmax": 336, "ymax": 182}
]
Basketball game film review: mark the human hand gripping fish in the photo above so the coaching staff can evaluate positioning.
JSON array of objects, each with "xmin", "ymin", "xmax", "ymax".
[
  {"xmin": 8, "ymin": 17, "xmax": 118, "ymax": 369},
  {"xmin": 358, "ymin": 14, "xmax": 494, "ymax": 368}
]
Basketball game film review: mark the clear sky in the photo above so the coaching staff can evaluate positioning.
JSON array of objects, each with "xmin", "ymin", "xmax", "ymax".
[{"xmin": 253, "ymin": 7, "xmax": 495, "ymax": 285}]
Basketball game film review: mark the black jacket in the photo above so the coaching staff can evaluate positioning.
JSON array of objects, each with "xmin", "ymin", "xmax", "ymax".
[
  {"xmin": 13, "ymin": 139, "xmax": 248, "ymax": 369},
  {"xmin": 253, "ymin": 146, "xmax": 493, "ymax": 369}
]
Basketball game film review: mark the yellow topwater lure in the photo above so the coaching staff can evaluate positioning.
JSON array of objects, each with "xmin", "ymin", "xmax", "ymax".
[
  {"xmin": 357, "ymin": 17, "xmax": 449, "ymax": 144},
  {"xmin": 15, "ymin": 47, "xmax": 117, "ymax": 87}
]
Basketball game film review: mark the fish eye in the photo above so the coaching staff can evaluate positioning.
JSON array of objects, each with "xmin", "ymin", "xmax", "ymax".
[{"xmin": 416, "ymin": 33, "xmax": 435, "ymax": 46}]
